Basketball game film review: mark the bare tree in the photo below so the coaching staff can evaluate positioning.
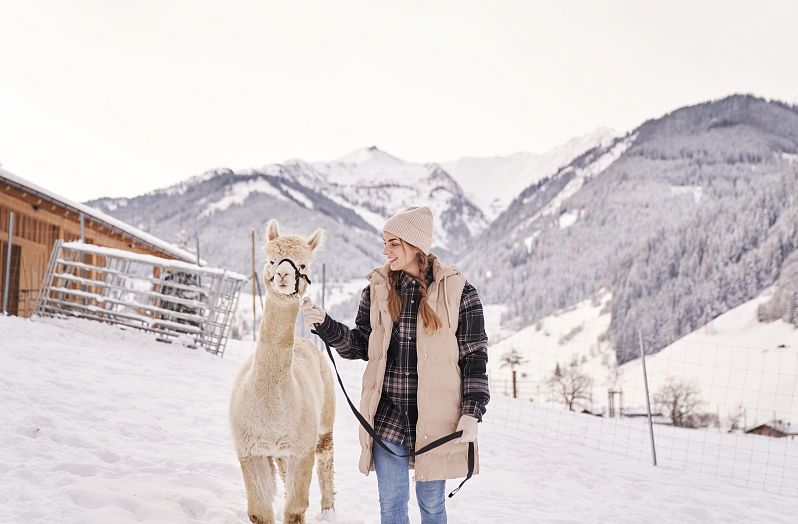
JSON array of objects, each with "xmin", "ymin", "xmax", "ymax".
[
  {"xmin": 546, "ymin": 357, "xmax": 593, "ymax": 411},
  {"xmin": 500, "ymin": 347, "xmax": 528, "ymax": 399},
  {"xmin": 725, "ymin": 403, "xmax": 746, "ymax": 432},
  {"xmin": 654, "ymin": 376, "xmax": 703, "ymax": 428}
]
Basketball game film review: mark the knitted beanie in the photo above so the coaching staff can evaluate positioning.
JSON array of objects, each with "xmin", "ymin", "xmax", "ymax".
[{"xmin": 383, "ymin": 206, "xmax": 434, "ymax": 254}]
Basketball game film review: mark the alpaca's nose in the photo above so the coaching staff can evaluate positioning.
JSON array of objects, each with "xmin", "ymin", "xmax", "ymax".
[{"xmin": 277, "ymin": 271, "xmax": 290, "ymax": 282}]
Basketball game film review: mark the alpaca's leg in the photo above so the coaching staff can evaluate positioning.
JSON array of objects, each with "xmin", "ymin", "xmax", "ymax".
[
  {"xmin": 282, "ymin": 449, "xmax": 315, "ymax": 524},
  {"xmin": 316, "ymin": 431, "xmax": 335, "ymax": 511},
  {"xmin": 240, "ymin": 456, "xmax": 276, "ymax": 524},
  {"xmin": 316, "ymin": 352, "xmax": 336, "ymax": 513},
  {"xmin": 318, "ymin": 355, "xmax": 336, "ymax": 437}
]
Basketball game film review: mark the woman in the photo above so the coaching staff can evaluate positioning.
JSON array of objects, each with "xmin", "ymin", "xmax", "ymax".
[{"xmin": 301, "ymin": 205, "xmax": 490, "ymax": 524}]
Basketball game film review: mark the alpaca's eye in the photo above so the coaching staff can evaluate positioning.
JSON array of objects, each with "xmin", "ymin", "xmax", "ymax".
[
  {"xmin": 269, "ymin": 260, "xmax": 274, "ymax": 265},
  {"xmin": 300, "ymin": 264, "xmax": 306, "ymax": 269}
]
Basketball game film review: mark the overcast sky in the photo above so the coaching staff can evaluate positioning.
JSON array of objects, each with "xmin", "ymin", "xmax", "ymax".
[{"xmin": 2, "ymin": 0, "xmax": 797, "ymax": 201}]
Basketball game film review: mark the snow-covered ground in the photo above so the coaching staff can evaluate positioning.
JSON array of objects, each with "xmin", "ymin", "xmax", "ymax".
[{"xmin": 2, "ymin": 314, "xmax": 797, "ymax": 523}]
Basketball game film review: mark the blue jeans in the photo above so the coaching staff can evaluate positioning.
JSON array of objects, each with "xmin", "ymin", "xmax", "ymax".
[{"xmin": 372, "ymin": 440, "xmax": 447, "ymax": 524}]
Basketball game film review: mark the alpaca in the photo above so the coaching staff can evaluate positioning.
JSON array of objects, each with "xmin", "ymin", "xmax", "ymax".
[{"xmin": 229, "ymin": 219, "xmax": 335, "ymax": 524}]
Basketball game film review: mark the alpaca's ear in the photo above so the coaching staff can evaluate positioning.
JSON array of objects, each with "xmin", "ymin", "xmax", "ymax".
[
  {"xmin": 307, "ymin": 228, "xmax": 325, "ymax": 252},
  {"xmin": 266, "ymin": 219, "xmax": 280, "ymax": 242}
]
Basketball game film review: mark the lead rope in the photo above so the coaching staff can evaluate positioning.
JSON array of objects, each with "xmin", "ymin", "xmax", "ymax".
[{"xmin": 310, "ymin": 327, "xmax": 474, "ymax": 498}]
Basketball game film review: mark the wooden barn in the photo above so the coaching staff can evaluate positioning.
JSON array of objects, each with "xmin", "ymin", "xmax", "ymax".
[{"xmin": 1, "ymin": 167, "xmax": 197, "ymax": 317}]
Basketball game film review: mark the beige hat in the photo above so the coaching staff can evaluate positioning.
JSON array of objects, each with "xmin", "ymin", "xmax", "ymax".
[{"xmin": 383, "ymin": 206, "xmax": 434, "ymax": 254}]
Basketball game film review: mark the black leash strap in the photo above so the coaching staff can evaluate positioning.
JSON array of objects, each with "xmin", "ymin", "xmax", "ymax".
[{"xmin": 311, "ymin": 328, "xmax": 474, "ymax": 498}]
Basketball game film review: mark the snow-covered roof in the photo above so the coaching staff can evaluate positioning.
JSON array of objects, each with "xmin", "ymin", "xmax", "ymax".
[{"xmin": 1, "ymin": 168, "xmax": 199, "ymax": 263}]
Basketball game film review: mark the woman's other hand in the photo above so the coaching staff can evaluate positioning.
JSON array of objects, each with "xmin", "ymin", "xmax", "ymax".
[{"xmin": 455, "ymin": 415, "xmax": 478, "ymax": 443}]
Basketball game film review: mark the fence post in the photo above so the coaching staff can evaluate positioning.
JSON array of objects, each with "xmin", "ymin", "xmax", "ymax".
[
  {"xmin": 195, "ymin": 236, "xmax": 201, "ymax": 266},
  {"xmin": 2, "ymin": 211, "xmax": 14, "ymax": 314},
  {"xmin": 251, "ymin": 229, "xmax": 257, "ymax": 342},
  {"xmin": 638, "ymin": 329, "xmax": 658, "ymax": 466}
]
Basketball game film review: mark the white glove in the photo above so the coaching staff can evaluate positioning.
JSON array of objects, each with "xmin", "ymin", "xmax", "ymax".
[
  {"xmin": 301, "ymin": 297, "xmax": 326, "ymax": 329},
  {"xmin": 455, "ymin": 415, "xmax": 478, "ymax": 443}
]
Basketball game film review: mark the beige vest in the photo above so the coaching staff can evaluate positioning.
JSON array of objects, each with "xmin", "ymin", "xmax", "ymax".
[{"xmin": 357, "ymin": 257, "xmax": 480, "ymax": 481}]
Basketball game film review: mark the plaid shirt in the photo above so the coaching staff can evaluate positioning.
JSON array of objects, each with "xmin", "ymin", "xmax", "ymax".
[{"xmin": 315, "ymin": 263, "xmax": 490, "ymax": 451}]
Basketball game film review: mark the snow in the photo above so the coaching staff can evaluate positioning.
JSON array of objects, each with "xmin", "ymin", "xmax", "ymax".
[
  {"xmin": 283, "ymin": 186, "xmax": 314, "ymax": 210},
  {"xmin": 320, "ymin": 147, "xmax": 430, "ymax": 186},
  {"xmin": 3, "ymin": 312, "xmax": 796, "ymax": 523},
  {"xmin": 61, "ymin": 241, "xmax": 247, "ymax": 280},
  {"xmin": 616, "ymin": 286, "xmax": 798, "ymax": 425},
  {"xmin": 282, "ymin": 151, "xmax": 475, "ymax": 250},
  {"xmin": 780, "ymin": 153, "xmax": 798, "ymax": 163},
  {"xmin": 489, "ymin": 286, "xmax": 798, "ymax": 497},
  {"xmin": 489, "ymin": 288, "xmax": 616, "ymax": 406},
  {"xmin": 523, "ymin": 231, "xmax": 540, "ymax": 253},
  {"xmin": 279, "ymin": 150, "xmax": 472, "ymax": 250},
  {"xmin": 490, "ymin": 285, "xmax": 798, "ymax": 425},
  {"xmin": 441, "ymin": 128, "xmax": 617, "ymax": 221},
  {"xmin": 331, "ymin": 146, "xmax": 406, "ymax": 167},
  {"xmin": 0, "ymin": 168, "xmax": 199, "ymax": 263},
  {"xmin": 670, "ymin": 185, "xmax": 703, "ymax": 204},
  {"xmin": 201, "ymin": 179, "xmax": 288, "ymax": 218},
  {"xmin": 103, "ymin": 199, "xmax": 128, "ymax": 212},
  {"xmin": 516, "ymin": 134, "xmax": 636, "ymax": 234},
  {"xmin": 159, "ymin": 171, "xmax": 222, "ymax": 197},
  {"xmin": 558, "ymin": 210, "xmax": 579, "ymax": 228}
]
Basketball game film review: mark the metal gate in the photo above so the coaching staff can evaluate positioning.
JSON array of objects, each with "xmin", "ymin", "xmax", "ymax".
[{"xmin": 34, "ymin": 240, "xmax": 245, "ymax": 356}]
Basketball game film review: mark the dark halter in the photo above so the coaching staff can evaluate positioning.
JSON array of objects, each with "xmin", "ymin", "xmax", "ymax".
[{"xmin": 269, "ymin": 258, "xmax": 311, "ymax": 295}]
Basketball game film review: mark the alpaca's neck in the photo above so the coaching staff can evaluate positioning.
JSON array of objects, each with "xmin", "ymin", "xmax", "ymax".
[{"xmin": 255, "ymin": 293, "xmax": 300, "ymax": 380}]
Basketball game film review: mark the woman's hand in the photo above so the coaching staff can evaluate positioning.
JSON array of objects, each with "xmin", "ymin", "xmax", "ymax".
[
  {"xmin": 301, "ymin": 296, "xmax": 327, "ymax": 329},
  {"xmin": 455, "ymin": 415, "xmax": 478, "ymax": 443}
]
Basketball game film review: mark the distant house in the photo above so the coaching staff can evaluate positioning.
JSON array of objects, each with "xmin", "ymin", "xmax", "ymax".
[
  {"xmin": 746, "ymin": 421, "xmax": 796, "ymax": 439},
  {"xmin": 1, "ymin": 168, "xmax": 197, "ymax": 316}
]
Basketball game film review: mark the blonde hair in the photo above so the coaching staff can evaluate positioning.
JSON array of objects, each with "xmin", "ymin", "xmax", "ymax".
[{"xmin": 386, "ymin": 246, "xmax": 442, "ymax": 334}]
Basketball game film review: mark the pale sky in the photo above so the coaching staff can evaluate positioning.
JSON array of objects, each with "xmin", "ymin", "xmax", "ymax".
[{"xmin": 2, "ymin": 0, "xmax": 797, "ymax": 201}]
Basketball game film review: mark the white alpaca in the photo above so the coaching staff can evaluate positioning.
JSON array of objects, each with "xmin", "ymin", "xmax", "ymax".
[{"xmin": 229, "ymin": 219, "xmax": 335, "ymax": 524}]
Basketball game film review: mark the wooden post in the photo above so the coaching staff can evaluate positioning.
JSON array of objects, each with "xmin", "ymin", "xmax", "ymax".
[
  {"xmin": 2, "ymin": 211, "xmax": 14, "ymax": 314},
  {"xmin": 251, "ymin": 229, "xmax": 257, "ymax": 342},
  {"xmin": 80, "ymin": 213, "xmax": 86, "ymax": 305},
  {"xmin": 512, "ymin": 368, "xmax": 517, "ymax": 399}
]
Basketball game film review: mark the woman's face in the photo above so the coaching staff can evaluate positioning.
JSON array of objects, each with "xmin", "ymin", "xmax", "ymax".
[{"xmin": 383, "ymin": 232, "xmax": 416, "ymax": 272}]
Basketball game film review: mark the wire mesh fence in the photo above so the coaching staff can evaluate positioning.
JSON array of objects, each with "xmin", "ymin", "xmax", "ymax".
[{"xmin": 488, "ymin": 302, "xmax": 798, "ymax": 497}]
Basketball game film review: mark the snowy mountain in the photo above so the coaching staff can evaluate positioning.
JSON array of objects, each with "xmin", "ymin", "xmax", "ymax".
[
  {"xmin": 88, "ymin": 95, "xmax": 798, "ymax": 369},
  {"xmin": 460, "ymin": 94, "xmax": 798, "ymax": 362},
  {"xmin": 278, "ymin": 146, "xmax": 489, "ymax": 253},
  {"xmin": 441, "ymin": 127, "xmax": 616, "ymax": 221},
  {"xmin": 86, "ymin": 134, "xmax": 605, "ymax": 325},
  {"xmin": 87, "ymin": 150, "xmax": 494, "ymax": 326}
]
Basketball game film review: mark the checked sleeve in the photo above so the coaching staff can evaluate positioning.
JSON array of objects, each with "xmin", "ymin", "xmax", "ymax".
[
  {"xmin": 457, "ymin": 281, "xmax": 490, "ymax": 421},
  {"xmin": 313, "ymin": 285, "xmax": 371, "ymax": 361}
]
